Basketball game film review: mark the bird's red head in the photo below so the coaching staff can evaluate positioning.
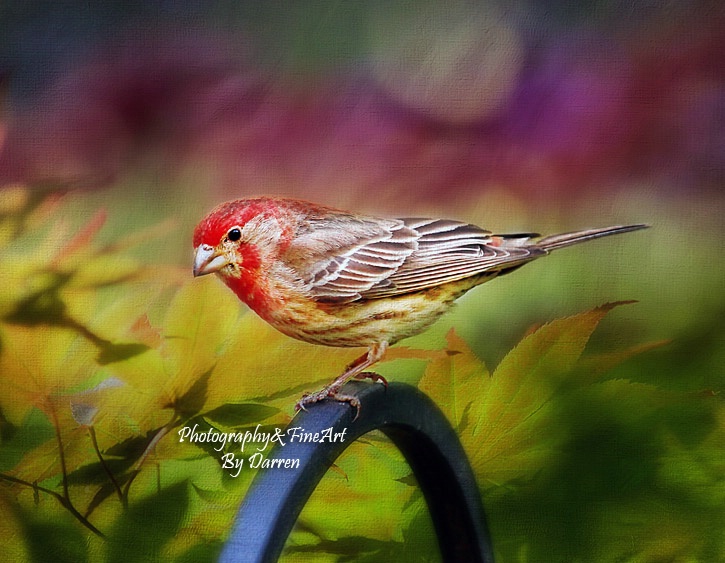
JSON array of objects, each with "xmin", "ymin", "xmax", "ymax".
[
  {"xmin": 193, "ymin": 198, "xmax": 281, "ymax": 305},
  {"xmin": 193, "ymin": 199, "xmax": 270, "ymax": 249}
]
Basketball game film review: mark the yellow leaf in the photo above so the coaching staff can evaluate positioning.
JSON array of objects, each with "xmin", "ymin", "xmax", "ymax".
[
  {"xmin": 418, "ymin": 329, "xmax": 488, "ymax": 429},
  {"xmin": 95, "ymin": 341, "xmax": 170, "ymax": 425},
  {"xmin": 7, "ymin": 420, "xmax": 90, "ymax": 485},
  {"xmin": 0, "ymin": 325, "xmax": 98, "ymax": 424},
  {"xmin": 160, "ymin": 277, "xmax": 242, "ymax": 405},
  {"xmin": 418, "ymin": 303, "xmax": 637, "ymax": 484},
  {"xmin": 483, "ymin": 301, "xmax": 633, "ymax": 430},
  {"xmin": 62, "ymin": 274, "xmax": 171, "ymax": 345}
]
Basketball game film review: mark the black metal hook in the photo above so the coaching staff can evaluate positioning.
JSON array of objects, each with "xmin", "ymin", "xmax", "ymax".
[{"xmin": 219, "ymin": 381, "xmax": 493, "ymax": 563}]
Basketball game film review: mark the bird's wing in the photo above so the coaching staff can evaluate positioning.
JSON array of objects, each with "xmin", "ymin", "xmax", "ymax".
[
  {"xmin": 285, "ymin": 214, "xmax": 419, "ymax": 303},
  {"xmin": 287, "ymin": 214, "xmax": 544, "ymax": 302},
  {"xmin": 359, "ymin": 219, "xmax": 544, "ymax": 299}
]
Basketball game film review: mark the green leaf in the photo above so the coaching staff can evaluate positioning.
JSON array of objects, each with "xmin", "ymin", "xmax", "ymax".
[
  {"xmin": 65, "ymin": 458, "xmax": 135, "ymax": 486},
  {"xmin": 190, "ymin": 483, "xmax": 228, "ymax": 504},
  {"xmin": 282, "ymin": 535, "xmax": 403, "ymax": 561},
  {"xmin": 104, "ymin": 430, "xmax": 159, "ymax": 460},
  {"xmin": 169, "ymin": 367, "xmax": 213, "ymax": 419},
  {"xmin": 172, "ymin": 541, "xmax": 224, "ymax": 563},
  {"xmin": 0, "ymin": 408, "xmax": 54, "ymax": 472},
  {"xmin": 96, "ymin": 342, "xmax": 150, "ymax": 365},
  {"xmin": 84, "ymin": 472, "xmax": 136, "ymax": 518},
  {"xmin": 107, "ymin": 481, "xmax": 190, "ymax": 563},
  {"xmin": 3, "ymin": 277, "xmax": 69, "ymax": 326},
  {"xmin": 22, "ymin": 518, "xmax": 89, "ymax": 563},
  {"xmin": 201, "ymin": 403, "xmax": 279, "ymax": 428}
]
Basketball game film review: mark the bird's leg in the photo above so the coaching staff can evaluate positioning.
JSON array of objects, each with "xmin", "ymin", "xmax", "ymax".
[
  {"xmin": 296, "ymin": 342, "xmax": 388, "ymax": 418},
  {"xmin": 354, "ymin": 371, "xmax": 388, "ymax": 386}
]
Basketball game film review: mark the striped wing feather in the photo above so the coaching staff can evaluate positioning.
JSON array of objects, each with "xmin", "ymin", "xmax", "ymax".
[
  {"xmin": 287, "ymin": 215, "xmax": 418, "ymax": 302},
  {"xmin": 289, "ymin": 215, "xmax": 543, "ymax": 303},
  {"xmin": 362, "ymin": 219, "xmax": 542, "ymax": 298}
]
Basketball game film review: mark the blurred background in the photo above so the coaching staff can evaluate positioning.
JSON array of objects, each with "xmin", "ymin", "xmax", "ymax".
[
  {"xmin": 2, "ymin": 0, "xmax": 723, "ymax": 375},
  {"xmin": 0, "ymin": 1, "xmax": 723, "ymax": 561}
]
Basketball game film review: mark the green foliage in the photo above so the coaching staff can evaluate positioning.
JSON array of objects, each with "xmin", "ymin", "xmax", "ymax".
[
  {"xmin": 0, "ymin": 188, "xmax": 287, "ymax": 560},
  {"xmin": 416, "ymin": 304, "xmax": 724, "ymax": 562},
  {"xmin": 0, "ymin": 188, "xmax": 722, "ymax": 562},
  {"xmin": 107, "ymin": 481, "xmax": 190, "ymax": 563}
]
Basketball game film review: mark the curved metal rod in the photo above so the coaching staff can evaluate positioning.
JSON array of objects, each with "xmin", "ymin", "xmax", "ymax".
[{"xmin": 219, "ymin": 381, "xmax": 494, "ymax": 563}]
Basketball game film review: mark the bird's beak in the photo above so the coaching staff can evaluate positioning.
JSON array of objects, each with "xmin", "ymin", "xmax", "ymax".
[{"xmin": 193, "ymin": 245, "xmax": 228, "ymax": 277}]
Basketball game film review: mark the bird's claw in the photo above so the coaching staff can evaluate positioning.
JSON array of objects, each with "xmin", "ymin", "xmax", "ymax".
[
  {"xmin": 295, "ymin": 388, "xmax": 362, "ymax": 420},
  {"xmin": 294, "ymin": 370, "xmax": 386, "ymax": 419},
  {"xmin": 330, "ymin": 392, "xmax": 362, "ymax": 421},
  {"xmin": 295, "ymin": 390, "xmax": 322, "ymax": 413}
]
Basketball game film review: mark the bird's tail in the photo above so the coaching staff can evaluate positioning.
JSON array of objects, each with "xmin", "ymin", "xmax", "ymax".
[{"xmin": 534, "ymin": 224, "xmax": 649, "ymax": 252}]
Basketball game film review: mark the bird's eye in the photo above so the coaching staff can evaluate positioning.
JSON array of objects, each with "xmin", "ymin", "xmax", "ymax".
[{"xmin": 227, "ymin": 227, "xmax": 242, "ymax": 242}]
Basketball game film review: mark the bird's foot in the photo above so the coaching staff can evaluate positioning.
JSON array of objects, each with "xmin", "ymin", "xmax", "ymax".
[
  {"xmin": 295, "ymin": 386, "xmax": 362, "ymax": 420},
  {"xmin": 294, "ymin": 357, "xmax": 387, "ymax": 420}
]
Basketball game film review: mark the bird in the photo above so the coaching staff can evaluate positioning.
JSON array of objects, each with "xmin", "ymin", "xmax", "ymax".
[{"xmin": 193, "ymin": 196, "xmax": 647, "ymax": 415}]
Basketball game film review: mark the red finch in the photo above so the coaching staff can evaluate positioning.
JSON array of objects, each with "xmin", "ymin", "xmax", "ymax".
[{"xmin": 193, "ymin": 197, "xmax": 646, "ymax": 414}]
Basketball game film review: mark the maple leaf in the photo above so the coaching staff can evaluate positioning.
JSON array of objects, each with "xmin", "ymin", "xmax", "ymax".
[{"xmin": 420, "ymin": 302, "xmax": 639, "ymax": 483}]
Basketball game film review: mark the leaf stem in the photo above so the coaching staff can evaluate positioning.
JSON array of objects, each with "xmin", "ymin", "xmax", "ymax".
[
  {"xmin": 48, "ymin": 406, "xmax": 107, "ymax": 537},
  {"xmin": 50, "ymin": 408, "xmax": 70, "ymax": 502},
  {"xmin": 0, "ymin": 473, "xmax": 106, "ymax": 538},
  {"xmin": 88, "ymin": 425, "xmax": 126, "ymax": 508},
  {"xmin": 121, "ymin": 415, "xmax": 178, "ymax": 501}
]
